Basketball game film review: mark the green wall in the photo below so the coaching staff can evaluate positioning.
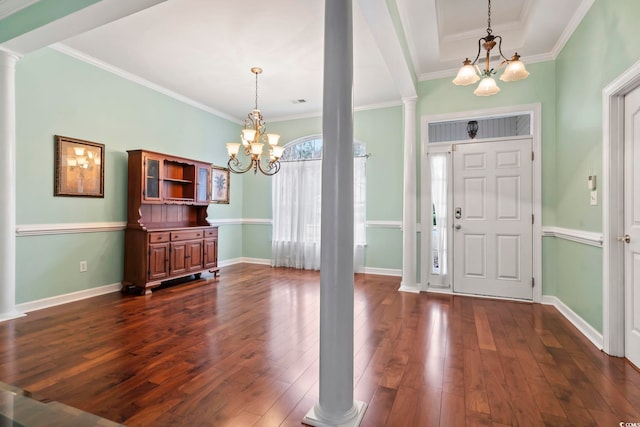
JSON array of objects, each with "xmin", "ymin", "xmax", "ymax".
[
  {"xmin": 551, "ymin": 0, "xmax": 640, "ymax": 332},
  {"xmin": 15, "ymin": 48, "xmax": 242, "ymax": 303}
]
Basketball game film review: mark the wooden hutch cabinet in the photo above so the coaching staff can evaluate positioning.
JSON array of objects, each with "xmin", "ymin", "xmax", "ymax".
[{"xmin": 122, "ymin": 150, "xmax": 219, "ymax": 295}]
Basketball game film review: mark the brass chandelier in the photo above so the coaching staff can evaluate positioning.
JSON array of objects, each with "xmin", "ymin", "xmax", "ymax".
[
  {"xmin": 226, "ymin": 67, "xmax": 283, "ymax": 175},
  {"xmin": 452, "ymin": 0, "xmax": 529, "ymax": 96}
]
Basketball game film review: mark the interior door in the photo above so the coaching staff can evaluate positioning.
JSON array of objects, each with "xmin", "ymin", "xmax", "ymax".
[
  {"xmin": 624, "ymin": 85, "xmax": 640, "ymax": 369},
  {"xmin": 452, "ymin": 138, "xmax": 533, "ymax": 300}
]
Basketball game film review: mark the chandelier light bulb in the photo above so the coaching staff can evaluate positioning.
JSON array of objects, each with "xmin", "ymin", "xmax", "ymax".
[
  {"xmin": 500, "ymin": 54, "xmax": 530, "ymax": 82},
  {"xmin": 474, "ymin": 77, "xmax": 500, "ymax": 96},
  {"xmin": 242, "ymin": 128, "xmax": 257, "ymax": 144},
  {"xmin": 453, "ymin": 59, "xmax": 480, "ymax": 86},
  {"xmin": 271, "ymin": 145, "xmax": 285, "ymax": 159},
  {"xmin": 267, "ymin": 133, "xmax": 281, "ymax": 145},
  {"xmin": 226, "ymin": 142, "xmax": 241, "ymax": 157},
  {"xmin": 250, "ymin": 143, "xmax": 264, "ymax": 156}
]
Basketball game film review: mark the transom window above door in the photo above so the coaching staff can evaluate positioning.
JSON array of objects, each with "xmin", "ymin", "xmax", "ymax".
[{"xmin": 428, "ymin": 114, "xmax": 531, "ymax": 143}]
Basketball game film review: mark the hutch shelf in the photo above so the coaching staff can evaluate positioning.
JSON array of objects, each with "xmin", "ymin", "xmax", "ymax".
[{"xmin": 122, "ymin": 149, "xmax": 219, "ymax": 295}]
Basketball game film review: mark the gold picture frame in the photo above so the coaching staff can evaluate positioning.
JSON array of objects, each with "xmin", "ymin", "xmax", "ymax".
[
  {"xmin": 54, "ymin": 135, "xmax": 105, "ymax": 198},
  {"xmin": 211, "ymin": 166, "xmax": 230, "ymax": 204}
]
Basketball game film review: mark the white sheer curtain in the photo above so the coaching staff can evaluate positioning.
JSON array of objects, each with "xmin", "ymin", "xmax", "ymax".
[
  {"xmin": 353, "ymin": 156, "xmax": 367, "ymax": 272},
  {"xmin": 430, "ymin": 153, "xmax": 448, "ymax": 279},
  {"xmin": 271, "ymin": 160, "xmax": 323, "ymax": 270},
  {"xmin": 272, "ymin": 157, "xmax": 367, "ymax": 271}
]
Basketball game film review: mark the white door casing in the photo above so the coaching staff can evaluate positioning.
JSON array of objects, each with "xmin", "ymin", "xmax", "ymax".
[
  {"xmin": 624, "ymin": 85, "xmax": 640, "ymax": 369},
  {"xmin": 452, "ymin": 138, "xmax": 533, "ymax": 300}
]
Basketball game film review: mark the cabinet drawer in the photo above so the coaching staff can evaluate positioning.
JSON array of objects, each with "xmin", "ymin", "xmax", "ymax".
[
  {"xmin": 204, "ymin": 228, "xmax": 218, "ymax": 238},
  {"xmin": 149, "ymin": 232, "xmax": 170, "ymax": 243},
  {"xmin": 171, "ymin": 230, "xmax": 203, "ymax": 241}
]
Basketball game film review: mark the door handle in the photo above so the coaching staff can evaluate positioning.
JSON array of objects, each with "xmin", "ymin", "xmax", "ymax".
[
  {"xmin": 455, "ymin": 224, "xmax": 461, "ymax": 230},
  {"xmin": 617, "ymin": 234, "xmax": 631, "ymax": 243}
]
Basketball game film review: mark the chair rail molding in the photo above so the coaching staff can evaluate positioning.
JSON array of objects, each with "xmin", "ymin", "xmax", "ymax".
[
  {"xmin": 541, "ymin": 226, "xmax": 603, "ymax": 247},
  {"xmin": 16, "ymin": 221, "xmax": 127, "ymax": 236}
]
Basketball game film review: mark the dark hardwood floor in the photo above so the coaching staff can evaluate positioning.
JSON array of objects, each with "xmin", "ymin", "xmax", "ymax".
[{"xmin": 1, "ymin": 264, "xmax": 639, "ymax": 426}]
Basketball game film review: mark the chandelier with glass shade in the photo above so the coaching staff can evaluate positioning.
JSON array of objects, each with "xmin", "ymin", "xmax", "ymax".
[
  {"xmin": 226, "ymin": 67, "xmax": 283, "ymax": 175},
  {"xmin": 452, "ymin": 0, "xmax": 529, "ymax": 96}
]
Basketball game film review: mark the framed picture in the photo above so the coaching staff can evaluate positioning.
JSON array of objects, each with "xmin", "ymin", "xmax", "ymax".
[
  {"xmin": 211, "ymin": 165, "xmax": 230, "ymax": 204},
  {"xmin": 54, "ymin": 135, "xmax": 105, "ymax": 198}
]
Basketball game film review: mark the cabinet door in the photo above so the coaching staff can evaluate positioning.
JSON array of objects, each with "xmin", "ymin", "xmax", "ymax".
[
  {"xmin": 203, "ymin": 238, "xmax": 218, "ymax": 269},
  {"xmin": 186, "ymin": 240, "xmax": 203, "ymax": 272},
  {"xmin": 196, "ymin": 165, "xmax": 211, "ymax": 204},
  {"xmin": 144, "ymin": 155, "xmax": 163, "ymax": 201},
  {"xmin": 148, "ymin": 243, "xmax": 170, "ymax": 281},
  {"xmin": 171, "ymin": 242, "xmax": 188, "ymax": 276}
]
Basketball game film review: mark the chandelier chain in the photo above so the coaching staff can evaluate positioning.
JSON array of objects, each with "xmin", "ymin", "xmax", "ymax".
[
  {"xmin": 254, "ymin": 71, "xmax": 259, "ymax": 111},
  {"xmin": 487, "ymin": 0, "xmax": 492, "ymax": 35}
]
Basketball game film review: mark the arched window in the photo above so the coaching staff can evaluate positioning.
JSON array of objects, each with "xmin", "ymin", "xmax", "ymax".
[{"xmin": 271, "ymin": 135, "xmax": 367, "ymax": 270}]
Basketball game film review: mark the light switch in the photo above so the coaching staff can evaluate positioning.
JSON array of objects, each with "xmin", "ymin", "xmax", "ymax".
[{"xmin": 590, "ymin": 190, "xmax": 598, "ymax": 206}]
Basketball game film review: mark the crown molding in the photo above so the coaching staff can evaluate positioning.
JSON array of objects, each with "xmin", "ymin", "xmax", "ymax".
[{"xmin": 0, "ymin": 0, "xmax": 39, "ymax": 20}]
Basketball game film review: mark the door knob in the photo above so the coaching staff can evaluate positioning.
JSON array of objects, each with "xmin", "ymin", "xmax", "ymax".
[
  {"xmin": 455, "ymin": 224, "xmax": 461, "ymax": 230},
  {"xmin": 617, "ymin": 234, "xmax": 631, "ymax": 243}
]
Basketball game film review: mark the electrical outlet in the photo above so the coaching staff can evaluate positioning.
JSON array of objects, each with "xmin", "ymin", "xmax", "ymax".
[{"xmin": 80, "ymin": 261, "xmax": 88, "ymax": 272}]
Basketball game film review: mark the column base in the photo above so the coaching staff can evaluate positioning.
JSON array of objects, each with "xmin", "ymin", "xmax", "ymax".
[
  {"xmin": 398, "ymin": 281, "xmax": 420, "ymax": 293},
  {"xmin": 0, "ymin": 310, "xmax": 25, "ymax": 323},
  {"xmin": 303, "ymin": 400, "xmax": 367, "ymax": 427}
]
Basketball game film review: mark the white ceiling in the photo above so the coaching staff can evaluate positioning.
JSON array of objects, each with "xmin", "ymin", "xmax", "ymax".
[{"xmin": 19, "ymin": 0, "xmax": 593, "ymax": 122}]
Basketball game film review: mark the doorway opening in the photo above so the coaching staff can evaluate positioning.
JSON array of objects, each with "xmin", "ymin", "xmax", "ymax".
[
  {"xmin": 603, "ymin": 60, "xmax": 640, "ymax": 362},
  {"xmin": 420, "ymin": 104, "xmax": 542, "ymax": 302}
]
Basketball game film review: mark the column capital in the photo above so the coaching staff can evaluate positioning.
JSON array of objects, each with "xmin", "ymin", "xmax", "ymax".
[
  {"xmin": 401, "ymin": 95, "xmax": 418, "ymax": 105},
  {"xmin": 0, "ymin": 47, "xmax": 23, "ymax": 62}
]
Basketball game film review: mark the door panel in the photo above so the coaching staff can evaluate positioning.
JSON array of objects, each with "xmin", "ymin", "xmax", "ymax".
[
  {"xmin": 171, "ymin": 242, "xmax": 187, "ymax": 275},
  {"xmin": 624, "ymin": 85, "xmax": 640, "ymax": 369},
  {"xmin": 453, "ymin": 139, "xmax": 533, "ymax": 300},
  {"xmin": 186, "ymin": 241, "xmax": 203, "ymax": 272},
  {"xmin": 148, "ymin": 243, "xmax": 169, "ymax": 281}
]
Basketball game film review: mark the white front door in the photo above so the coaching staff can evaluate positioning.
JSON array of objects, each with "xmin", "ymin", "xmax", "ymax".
[
  {"xmin": 452, "ymin": 138, "xmax": 533, "ymax": 300},
  {"xmin": 624, "ymin": 85, "xmax": 640, "ymax": 369}
]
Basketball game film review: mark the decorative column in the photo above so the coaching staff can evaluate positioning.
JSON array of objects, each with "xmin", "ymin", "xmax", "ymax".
[
  {"xmin": 303, "ymin": 0, "xmax": 366, "ymax": 425},
  {"xmin": 0, "ymin": 48, "xmax": 22, "ymax": 321},
  {"xmin": 399, "ymin": 96, "xmax": 419, "ymax": 293}
]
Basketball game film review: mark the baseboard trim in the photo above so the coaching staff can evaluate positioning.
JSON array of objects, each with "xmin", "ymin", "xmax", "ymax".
[
  {"xmin": 16, "ymin": 283, "xmax": 122, "ymax": 314},
  {"xmin": 423, "ymin": 286, "xmax": 453, "ymax": 295},
  {"xmin": 218, "ymin": 257, "xmax": 272, "ymax": 267},
  {"xmin": 542, "ymin": 295, "xmax": 604, "ymax": 350},
  {"xmin": 361, "ymin": 267, "xmax": 403, "ymax": 277}
]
